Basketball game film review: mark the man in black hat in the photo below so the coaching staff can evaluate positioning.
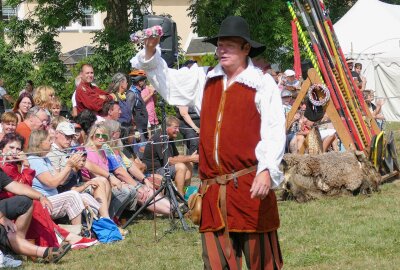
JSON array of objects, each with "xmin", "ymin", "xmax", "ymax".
[{"xmin": 131, "ymin": 16, "xmax": 285, "ymax": 269}]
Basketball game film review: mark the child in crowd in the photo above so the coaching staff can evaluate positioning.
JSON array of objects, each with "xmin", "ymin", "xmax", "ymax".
[{"xmin": 50, "ymin": 97, "xmax": 62, "ymax": 118}]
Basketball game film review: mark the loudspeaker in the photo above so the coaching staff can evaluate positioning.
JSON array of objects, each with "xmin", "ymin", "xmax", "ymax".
[{"xmin": 143, "ymin": 15, "xmax": 178, "ymax": 67}]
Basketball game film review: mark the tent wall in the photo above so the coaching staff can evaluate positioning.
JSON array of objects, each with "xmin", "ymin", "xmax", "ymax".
[{"xmin": 334, "ymin": 0, "xmax": 400, "ymax": 121}]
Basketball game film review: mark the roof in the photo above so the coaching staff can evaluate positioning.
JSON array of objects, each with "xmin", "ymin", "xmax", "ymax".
[
  {"xmin": 185, "ymin": 37, "xmax": 216, "ymax": 56},
  {"xmin": 60, "ymin": 46, "xmax": 95, "ymax": 65}
]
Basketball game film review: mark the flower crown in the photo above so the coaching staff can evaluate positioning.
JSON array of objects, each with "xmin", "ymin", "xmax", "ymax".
[{"xmin": 130, "ymin": 25, "xmax": 163, "ymax": 44}]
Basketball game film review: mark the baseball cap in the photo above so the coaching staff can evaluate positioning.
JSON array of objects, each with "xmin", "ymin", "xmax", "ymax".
[
  {"xmin": 284, "ymin": 69, "xmax": 296, "ymax": 77},
  {"xmin": 56, "ymin": 122, "xmax": 76, "ymax": 136},
  {"xmin": 281, "ymin": 90, "xmax": 292, "ymax": 98}
]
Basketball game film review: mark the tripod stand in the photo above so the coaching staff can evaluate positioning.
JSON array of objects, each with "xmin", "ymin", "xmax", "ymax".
[{"xmin": 122, "ymin": 98, "xmax": 189, "ymax": 231}]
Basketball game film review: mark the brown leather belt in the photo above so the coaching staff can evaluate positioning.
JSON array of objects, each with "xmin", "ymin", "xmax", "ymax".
[{"xmin": 201, "ymin": 165, "xmax": 257, "ymax": 259}]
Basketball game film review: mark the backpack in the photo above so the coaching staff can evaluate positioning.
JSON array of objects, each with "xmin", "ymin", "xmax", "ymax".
[{"xmin": 91, "ymin": 217, "xmax": 123, "ymax": 243}]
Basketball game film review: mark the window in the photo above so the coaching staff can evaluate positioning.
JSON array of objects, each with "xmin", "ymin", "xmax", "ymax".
[
  {"xmin": 1, "ymin": 3, "xmax": 17, "ymax": 22},
  {"xmin": 81, "ymin": 8, "xmax": 94, "ymax": 27},
  {"xmin": 63, "ymin": 7, "xmax": 101, "ymax": 31}
]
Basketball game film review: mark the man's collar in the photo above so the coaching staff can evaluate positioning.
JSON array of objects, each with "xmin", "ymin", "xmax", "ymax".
[
  {"xmin": 81, "ymin": 81, "xmax": 92, "ymax": 87},
  {"xmin": 206, "ymin": 58, "xmax": 264, "ymax": 90},
  {"xmin": 51, "ymin": 142, "xmax": 65, "ymax": 152}
]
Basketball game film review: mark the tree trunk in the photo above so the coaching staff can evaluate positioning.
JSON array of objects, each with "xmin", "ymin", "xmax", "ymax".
[{"xmin": 104, "ymin": 0, "xmax": 129, "ymax": 50}]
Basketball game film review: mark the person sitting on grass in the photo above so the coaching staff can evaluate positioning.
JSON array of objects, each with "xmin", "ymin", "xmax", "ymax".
[
  {"xmin": 85, "ymin": 122, "xmax": 170, "ymax": 216},
  {"xmin": 27, "ymin": 130, "xmax": 101, "ymax": 235},
  {"xmin": 142, "ymin": 116, "xmax": 199, "ymax": 196},
  {"xmin": 47, "ymin": 121, "xmax": 112, "ymax": 219},
  {"xmin": 0, "ymin": 166, "xmax": 71, "ymax": 265},
  {"xmin": 289, "ymin": 115, "xmax": 314, "ymax": 153},
  {"xmin": 103, "ymin": 120, "xmax": 163, "ymax": 188},
  {"xmin": 121, "ymin": 126, "xmax": 147, "ymax": 173},
  {"xmin": 0, "ymin": 133, "xmax": 98, "ymax": 250}
]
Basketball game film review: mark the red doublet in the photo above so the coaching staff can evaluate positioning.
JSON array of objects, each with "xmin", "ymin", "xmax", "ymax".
[
  {"xmin": 199, "ymin": 77, "xmax": 280, "ymax": 233},
  {"xmin": 76, "ymin": 81, "xmax": 112, "ymax": 114}
]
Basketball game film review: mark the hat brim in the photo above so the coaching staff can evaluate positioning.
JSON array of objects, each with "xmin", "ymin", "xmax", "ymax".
[
  {"xmin": 203, "ymin": 35, "xmax": 266, "ymax": 58},
  {"xmin": 131, "ymin": 76, "xmax": 147, "ymax": 82},
  {"xmin": 58, "ymin": 130, "xmax": 76, "ymax": 136}
]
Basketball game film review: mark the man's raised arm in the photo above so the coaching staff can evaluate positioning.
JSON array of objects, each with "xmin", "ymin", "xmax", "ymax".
[{"xmin": 130, "ymin": 31, "xmax": 208, "ymax": 113}]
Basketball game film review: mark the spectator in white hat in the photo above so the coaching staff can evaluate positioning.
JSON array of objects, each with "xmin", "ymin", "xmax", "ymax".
[
  {"xmin": 281, "ymin": 90, "xmax": 293, "ymax": 116},
  {"xmin": 46, "ymin": 122, "xmax": 112, "ymax": 219},
  {"xmin": 283, "ymin": 69, "xmax": 301, "ymax": 92}
]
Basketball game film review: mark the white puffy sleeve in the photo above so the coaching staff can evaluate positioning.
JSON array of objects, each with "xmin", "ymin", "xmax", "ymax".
[
  {"xmin": 254, "ymin": 74, "xmax": 286, "ymax": 189},
  {"xmin": 130, "ymin": 47, "xmax": 207, "ymax": 114}
]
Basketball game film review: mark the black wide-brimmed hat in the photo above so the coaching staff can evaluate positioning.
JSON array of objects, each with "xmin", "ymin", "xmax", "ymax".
[{"xmin": 203, "ymin": 16, "xmax": 266, "ymax": 58}]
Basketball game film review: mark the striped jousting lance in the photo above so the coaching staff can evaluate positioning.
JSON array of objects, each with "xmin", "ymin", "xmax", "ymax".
[
  {"xmin": 289, "ymin": 1, "xmax": 354, "ymax": 139},
  {"xmin": 304, "ymin": 0, "xmax": 371, "ymax": 148},
  {"xmin": 316, "ymin": 0, "xmax": 380, "ymax": 135},
  {"xmin": 298, "ymin": 0, "xmax": 365, "ymax": 149},
  {"xmin": 287, "ymin": 2, "xmax": 323, "ymax": 81},
  {"xmin": 312, "ymin": 0, "xmax": 368, "ymax": 115},
  {"xmin": 292, "ymin": 0, "xmax": 364, "ymax": 149},
  {"xmin": 309, "ymin": 0, "xmax": 375, "ymax": 141}
]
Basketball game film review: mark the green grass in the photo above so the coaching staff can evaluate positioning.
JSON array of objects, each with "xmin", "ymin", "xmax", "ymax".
[
  {"xmin": 20, "ymin": 122, "xmax": 400, "ymax": 269},
  {"xmin": 20, "ymin": 181, "xmax": 400, "ymax": 270}
]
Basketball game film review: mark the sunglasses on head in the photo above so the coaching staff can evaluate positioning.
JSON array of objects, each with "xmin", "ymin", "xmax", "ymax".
[{"xmin": 94, "ymin": 133, "xmax": 109, "ymax": 140}]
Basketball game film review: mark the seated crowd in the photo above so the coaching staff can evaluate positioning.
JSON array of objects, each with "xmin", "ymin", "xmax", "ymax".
[
  {"xmin": 0, "ymin": 63, "xmax": 199, "ymax": 267},
  {"xmin": 0, "ymin": 60, "xmax": 383, "ymax": 267},
  {"xmin": 274, "ymin": 63, "xmax": 385, "ymax": 154}
]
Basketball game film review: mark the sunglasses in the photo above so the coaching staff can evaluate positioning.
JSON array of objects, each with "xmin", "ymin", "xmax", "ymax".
[{"xmin": 94, "ymin": 133, "xmax": 109, "ymax": 140}]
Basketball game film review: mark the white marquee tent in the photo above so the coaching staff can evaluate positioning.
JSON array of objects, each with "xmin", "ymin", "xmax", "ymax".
[{"xmin": 334, "ymin": 0, "xmax": 400, "ymax": 121}]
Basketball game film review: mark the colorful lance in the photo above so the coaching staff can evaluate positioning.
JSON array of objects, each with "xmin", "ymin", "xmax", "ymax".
[
  {"xmin": 304, "ymin": 0, "xmax": 371, "ymax": 148},
  {"xmin": 287, "ymin": 2, "xmax": 323, "ymax": 81},
  {"xmin": 291, "ymin": 20, "xmax": 302, "ymax": 80},
  {"xmin": 310, "ymin": 0, "xmax": 374, "ymax": 126},
  {"xmin": 292, "ymin": 0, "xmax": 364, "ymax": 149},
  {"xmin": 311, "ymin": 0, "xmax": 372, "ymax": 144},
  {"xmin": 322, "ymin": 12, "xmax": 380, "ymax": 135}
]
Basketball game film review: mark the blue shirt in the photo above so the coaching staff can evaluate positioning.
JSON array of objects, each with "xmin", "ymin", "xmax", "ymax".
[{"xmin": 28, "ymin": 156, "xmax": 58, "ymax": 196}]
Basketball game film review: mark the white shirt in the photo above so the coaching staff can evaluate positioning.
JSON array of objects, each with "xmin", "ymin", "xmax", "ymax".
[
  {"xmin": 0, "ymin": 86, "xmax": 7, "ymax": 99},
  {"xmin": 130, "ymin": 47, "xmax": 286, "ymax": 188},
  {"xmin": 72, "ymin": 91, "xmax": 77, "ymax": 107}
]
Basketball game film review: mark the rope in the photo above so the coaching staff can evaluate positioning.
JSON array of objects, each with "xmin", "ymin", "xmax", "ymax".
[{"xmin": 0, "ymin": 136, "xmax": 200, "ymax": 163}]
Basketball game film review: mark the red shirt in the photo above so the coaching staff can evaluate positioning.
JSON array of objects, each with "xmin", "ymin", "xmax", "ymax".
[
  {"xmin": 0, "ymin": 159, "xmax": 35, "ymax": 199},
  {"xmin": 0, "ymin": 159, "xmax": 69, "ymax": 247},
  {"xmin": 76, "ymin": 81, "xmax": 112, "ymax": 114},
  {"xmin": 15, "ymin": 122, "xmax": 31, "ymax": 150}
]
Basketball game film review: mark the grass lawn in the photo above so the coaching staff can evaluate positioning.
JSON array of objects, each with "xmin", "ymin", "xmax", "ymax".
[
  {"xmin": 21, "ymin": 123, "xmax": 400, "ymax": 269},
  {"xmin": 21, "ymin": 180, "xmax": 400, "ymax": 270}
]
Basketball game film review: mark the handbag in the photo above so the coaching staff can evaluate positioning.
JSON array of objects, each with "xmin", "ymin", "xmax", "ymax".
[
  {"xmin": 91, "ymin": 217, "xmax": 123, "ymax": 243},
  {"xmin": 186, "ymin": 193, "xmax": 202, "ymax": 225}
]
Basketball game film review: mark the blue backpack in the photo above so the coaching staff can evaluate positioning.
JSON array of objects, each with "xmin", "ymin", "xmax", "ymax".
[{"xmin": 91, "ymin": 217, "xmax": 123, "ymax": 243}]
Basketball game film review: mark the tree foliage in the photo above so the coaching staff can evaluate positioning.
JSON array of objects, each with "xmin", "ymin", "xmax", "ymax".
[
  {"xmin": 188, "ymin": 0, "xmax": 400, "ymax": 70},
  {"xmin": 0, "ymin": 0, "xmax": 152, "ymax": 102},
  {"xmin": 188, "ymin": 0, "xmax": 294, "ymax": 68},
  {"xmin": 1, "ymin": 0, "xmax": 399, "ymax": 106}
]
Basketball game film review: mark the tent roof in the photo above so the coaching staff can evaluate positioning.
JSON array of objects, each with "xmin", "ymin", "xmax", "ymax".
[{"xmin": 334, "ymin": 0, "xmax": 400, "ymax": 55}]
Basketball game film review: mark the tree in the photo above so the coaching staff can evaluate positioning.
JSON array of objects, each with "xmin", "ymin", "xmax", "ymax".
[
  {"xmin": 188, "ymin": 0, "xmax": 293, "ymax": 68},
  {"xmin": 0, "ymin": 0, "xmax": 151, "ymax": 101},
  {"xmin": 188, "ymin": 0, "xmax": 400, "ymax": 69}
]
